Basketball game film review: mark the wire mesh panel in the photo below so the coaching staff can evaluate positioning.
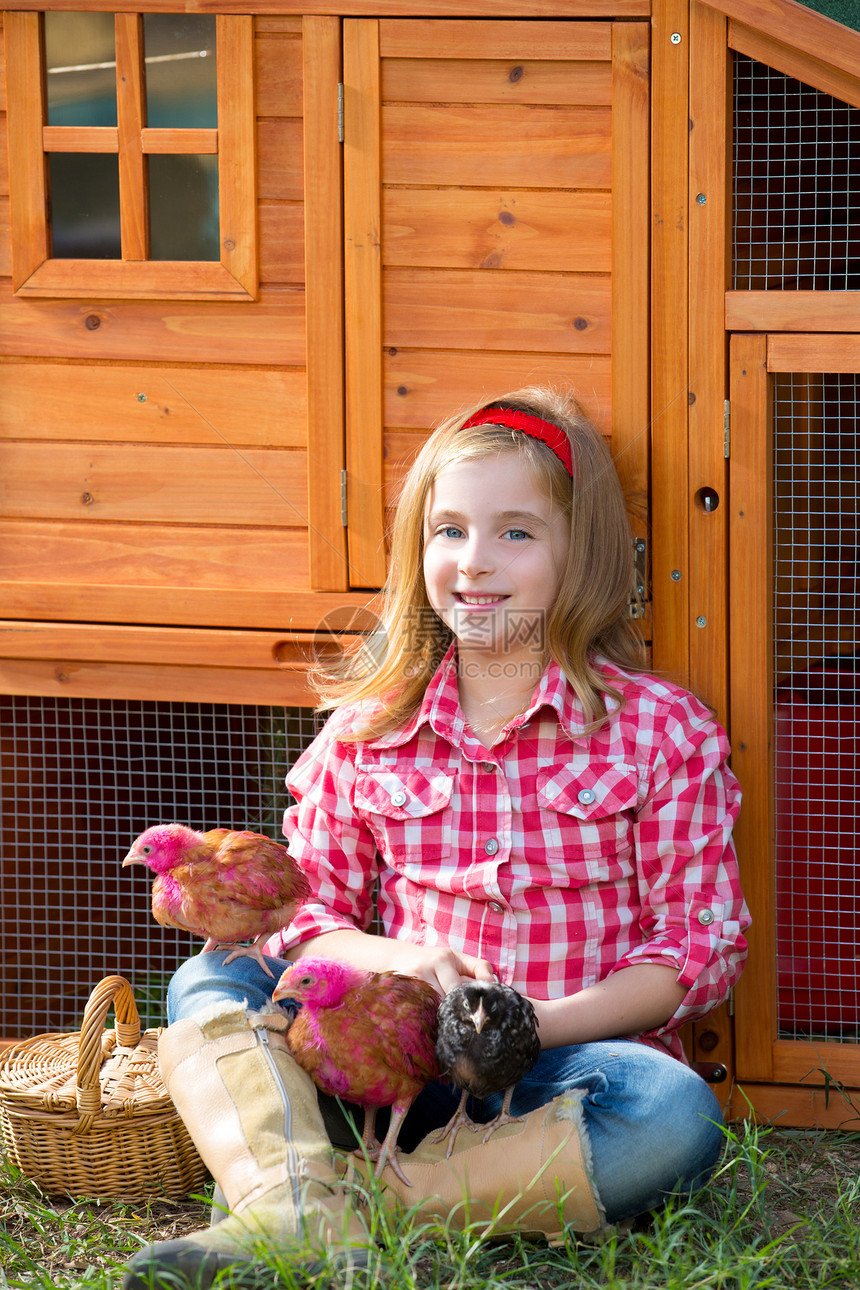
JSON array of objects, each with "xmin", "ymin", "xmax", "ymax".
[
  {"xmin": 0, "ymin": 698, "xmax": 320, "ymax": 1036},
  {"xmin": 772, "ymin": 373, "xmax": 860, "ymax": 1041},
  {"xmin": 733, "ymin": 54, "xmax": 860, "ymax": 290}
]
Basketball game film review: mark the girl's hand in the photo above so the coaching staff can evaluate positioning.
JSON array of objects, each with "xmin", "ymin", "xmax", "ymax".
[{"xmin": 292, "ymin": 928, "xmax": 496, "ymax": 996}]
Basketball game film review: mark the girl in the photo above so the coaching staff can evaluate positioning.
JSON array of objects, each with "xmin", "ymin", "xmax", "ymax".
[{"xmin": 124, "ymin": 388, "xmax": 749, "ymax": 1290}]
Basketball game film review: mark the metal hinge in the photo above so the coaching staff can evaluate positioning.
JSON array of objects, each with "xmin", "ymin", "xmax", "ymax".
[
  {"xmin": 628, "ymin": 537, "xmax": 649, "ymax": 618},
  {"xmin": 724, "ymin": 400, "xmax": 731, "ymax": 459},
  {"xmin": 337, "ymin": 83, "xmax": 344, "ymax": 142},
  {"xmin": 341, "ymin": 469, "xmax": 348, "ymax": 526}
]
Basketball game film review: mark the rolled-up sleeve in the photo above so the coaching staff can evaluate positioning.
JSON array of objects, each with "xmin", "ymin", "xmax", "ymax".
[
  {"xmin": 269, "ymin": 724, "xmax": 382, "ymax": 955},
  {"xmin": 608, "ymin": 692, "xmax": 749, "ymax": 1036}
]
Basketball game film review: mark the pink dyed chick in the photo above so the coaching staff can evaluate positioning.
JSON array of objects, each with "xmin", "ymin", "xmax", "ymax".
[
  {"xmin": 123, "ymin": 823, "xmax": 309, "ymax": 978},
  {"xmin": 273, "ymin": 957, "xmax": 440, "ymax": 1186}
]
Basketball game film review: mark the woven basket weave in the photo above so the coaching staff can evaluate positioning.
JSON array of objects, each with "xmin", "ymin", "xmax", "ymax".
[{"xmin": 0, "ymin": 975, "xmax": 208, "ymax": 1199}]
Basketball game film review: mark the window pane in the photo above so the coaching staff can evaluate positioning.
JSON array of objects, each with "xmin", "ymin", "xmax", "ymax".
[
  {"xmin": 149, "ymin": 155, "xmax": 219, "ymax": 261},
  {"xmin": 45, "ymin": 12, "xmax": 118, "ymax": 128},
  {"xmin": 143, "ymin": 15, "xmax": 217, "ymax": 129},
  {"xmin": 49, "ymin": 153, "xmax": 122, "ymax": 259}
]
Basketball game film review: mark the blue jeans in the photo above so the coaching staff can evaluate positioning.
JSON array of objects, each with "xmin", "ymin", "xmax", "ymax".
[{"xmin": 168, "ymin": 952, "xmax": 725, "ymax": 1225}]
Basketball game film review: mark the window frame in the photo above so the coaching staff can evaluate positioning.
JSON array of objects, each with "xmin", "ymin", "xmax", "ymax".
[{"xmin": 5, "ymin": 11, "xmax": 257, "ymax": 301}]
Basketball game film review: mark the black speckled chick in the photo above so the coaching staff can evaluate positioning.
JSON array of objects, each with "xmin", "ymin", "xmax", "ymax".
[{"xmin": 432, "ymin": 980, "xmax": 541, "ymax": 1155}]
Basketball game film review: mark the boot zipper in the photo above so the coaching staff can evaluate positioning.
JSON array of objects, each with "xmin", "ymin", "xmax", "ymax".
[{"xmin": 256, "ymin": 1027, "xmax": 303, "ymax": 1214}]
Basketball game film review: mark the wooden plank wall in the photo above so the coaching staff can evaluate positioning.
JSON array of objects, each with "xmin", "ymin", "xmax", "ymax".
[{"xmin": 0, "ymin": 17, "xmax": 353, "ymax": 639}]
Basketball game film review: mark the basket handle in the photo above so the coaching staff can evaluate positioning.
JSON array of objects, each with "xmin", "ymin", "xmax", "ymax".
[{"xmin": 75, "ymin": 975, "xmax": 141, "ymax": 1128}]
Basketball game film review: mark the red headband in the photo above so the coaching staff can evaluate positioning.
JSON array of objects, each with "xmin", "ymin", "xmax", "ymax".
[{"xmin": 460, "ymin": 405, "xmax": 573, "ymax": 477}]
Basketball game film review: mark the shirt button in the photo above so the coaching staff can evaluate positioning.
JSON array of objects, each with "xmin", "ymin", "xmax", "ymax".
[
  {"xmin": 391, "ymin": 790, "xmax": 407, "ymax": 807},
  {"xmin": 483, "ymin": 763, "xmax": 495, "ymax": 773},
  {"xmin": 697, "ymin": 908, "xmax": 716, "ymax": 926},
  {"xmin": 484, "ymin": 837, "xmax": 499, "ymax": 855},
  {"xmin": 577, "ymin": 788, "xmax": 597, "ymax": 805},
  {"xmin": 488, "ymin": 901, "xmax": 504, "ymax": 914}
]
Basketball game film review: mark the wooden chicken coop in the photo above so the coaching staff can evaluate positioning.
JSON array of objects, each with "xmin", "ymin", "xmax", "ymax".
[{"xmin": 0, "ymin": 0, "xmax": 859, "ymax": 1129}]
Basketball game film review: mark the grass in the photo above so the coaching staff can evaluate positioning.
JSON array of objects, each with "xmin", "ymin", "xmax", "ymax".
[{"xmin": 1, "ymin": 1118, "xmax": 859, "ymax": 1289}]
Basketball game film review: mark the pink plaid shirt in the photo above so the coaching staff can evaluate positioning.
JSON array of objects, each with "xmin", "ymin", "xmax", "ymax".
[{"xmin": 277, "ymin": 647, "xmax": 748, "ymax": 1063}]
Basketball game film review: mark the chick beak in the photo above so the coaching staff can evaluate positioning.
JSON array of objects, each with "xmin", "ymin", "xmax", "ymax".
[
  {"xmin": 122, "ymin": 850, "xmax": 142, "ymax": 867},
  {"xmin": 471, "ymin": 999, "xmax": 489, "ymax": 1034}
]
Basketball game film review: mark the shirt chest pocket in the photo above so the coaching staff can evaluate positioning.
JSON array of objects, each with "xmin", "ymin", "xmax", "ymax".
[
  {"xmin": 535, "ymin": 761, "xmax": 639, "ymax": 874},
  {"xmin": 353, "ymin": 767, "xmax": 456, "ymax": 867}
]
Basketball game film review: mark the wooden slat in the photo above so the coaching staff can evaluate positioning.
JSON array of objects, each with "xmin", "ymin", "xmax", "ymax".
[
  {"xmin": 687, "ymin": 1, "xmax": 730, "ymax": 721},
  {"xmin": 12, "ymin": 257, "xmax": 255, "ymax": 301},
  {"xmin": 729, "ymin": 21, "xmax": 860, "ymax": 113},
  {"xmin": 344, "ymin": 18, "xmax": 387, "ymax": 589},
  {"xmin": 383, "ymin": 268, "xmax": 610, "ymax": 354},
  {"xmin": 0, "ymin": 362, "xmax": 307, "ymax": 447},
  {"xmin": 255, "ymin": 31, "xmax": 302, "ymax": 117},
  {"xmin": 0, "ymin": 114, "xmax": 7, "ymax": 192},
  {"xmin": 5, "ymin": 13, "xmax": 49, "ymax": 290},
  {"xmin": 726, "ymin": 292, "xmax": 860, "ymax": 332},
  {"xmin": 218, "ymin": 16, "xmax": 258, "ymax": 298},
  {"xmin": 256, "ymin": 17, "xmax": 303, "ymax": 35},
  {"xmin": 0, "ymin": 659, "xmax": 320, "ymax": 706},
  {"xmin": 383, "ymin": 188, "xmax": 610, "ymax": 273},
  {"xmin": 382, "ymin": 104, "xmax": 611, "ymax": 188},
  {"xmin": 0, "ymin": 284, "xmax": 305, "ymax": 364},
  {"xmin": 41, "ymin": 126, "xmax": 119, "ymax": 152},
  {"xmin": 258, "ymin": 202, "xmax": 305, "ymax": 283},
  {"xmin": 383, "ymin": 350, "xmax": 612, "ymax": 432},
  {"xmin": 257, "ymin": 118, "xmax": 303, "ymax": 200},
  {"xmin": 729, "ymin": 332, "xmax": 776, "ymax": 1084},
  {"xmin": 610, "ymin": 21, "xmax": 650, "ymax": 537},
  {"xmin": 701, "ymin": 0, "xmax": 860, "ymax": 84},
  {"xmin": 0, "ymin": 18, "xmax": 6, "ymax": 114},
  {"xmin": 303, "ymin": 15, "xmax": 348, "ymax": 592},
  {"xmin": 728, "ymin": 1082, "xmax": 860, "ymax": 1130},
  {"xmin": 0, "ymin": 519, "xmax": 310, "ymax": 587},
  {"xmin": 650, "ymin": 0, "xmax": 690, "ymax": 678},
  {"xmin": 0, "ymin": 622, "xmax": 373, "ymax": 667},
  {"xmin": 3, "ymin": 0, "xmax": 649, "ymax": 15},
  {"xmin": 382, "ymin": 57, "xmax": 612, "ymax": 106},
  {"xmin": 140, "ymin": 128, "xmax": 219, "ymax": 154},
  {"xmin": 772, "ymin": 1040, "xmax": 860, "ymax": 1090},
  {"xmin": 768, "ymin": 333, "xmax": 860, "ymax": 372},
  {"xmin": 0, "ymin": 443, "xmax": 308, "ymax": 527},
  {"xmin": 379, "ymin": 19, "xmax": 613, "ymax": 60},
  {"xmin": 0, "ymin": 573, "xmax": 373, "ymax": 632},
  {"xmin": 0, "ymin": 197, "xmax": 10, "ymax": 278},
  {"xmin": 115, "ymin": 14, "xmax": 148, "ymax": 262}
]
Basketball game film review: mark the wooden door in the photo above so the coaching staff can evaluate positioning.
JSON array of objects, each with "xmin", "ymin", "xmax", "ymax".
[
  {"xmin": 341, "ymin": 18, "xmax": 650, "ymax": 589},
  {"xmin": 730, "ymin": 333, "xmax": 860, "ymax": 1126}
]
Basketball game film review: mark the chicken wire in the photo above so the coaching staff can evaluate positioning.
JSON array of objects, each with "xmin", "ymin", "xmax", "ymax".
[
  {"xmin": 733, "ymin": 53, "xmax": 860, "ymax": 290},
  {"xmin": 0, "ymin": 697, "xmax": 320, "ymax": 1037},
  {"xmin": 772, "ymin": 373, "xmax": 860, "ymax": 1041}
]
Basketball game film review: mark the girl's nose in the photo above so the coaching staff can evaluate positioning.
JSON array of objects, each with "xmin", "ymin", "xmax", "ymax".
[{"xmin": 458, "ymin": 536, "xmax": 493, "ymax": 578}]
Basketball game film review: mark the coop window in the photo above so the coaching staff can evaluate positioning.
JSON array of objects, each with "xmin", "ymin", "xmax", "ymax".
[
  {"xmin": 0, "ymin": 697, "xmax": 319, "ymax": 1038},
  {"xmin": 4, "ymin": 11, "xmax": 256, "ymax": 300},
  {"xmin": 772, "ymin": 372, "xmax": 860, "ymax": 1043},
  {"xmin": 732, "ymin": 53, "xmax": 860, "ymax": 291}
]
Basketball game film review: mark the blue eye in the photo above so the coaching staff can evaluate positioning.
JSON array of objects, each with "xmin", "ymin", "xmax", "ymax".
[
  {"xmin": 506, "ymin": 528, "xmax": 531, "ymax": 541},
  {"xmin": 442, "ymin": 525, "xmax": 463, "ymax": 539}
]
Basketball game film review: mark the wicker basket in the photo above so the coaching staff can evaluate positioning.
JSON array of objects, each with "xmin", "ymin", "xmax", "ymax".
[{"xmin": 0, "ymin": 975, "xmax": 208, "ymax": 1199}]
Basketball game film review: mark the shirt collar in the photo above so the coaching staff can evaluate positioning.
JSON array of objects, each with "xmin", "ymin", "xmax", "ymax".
[{"xmin": 364, "ymin": 644, "xmax": 604, "ymax": 749}]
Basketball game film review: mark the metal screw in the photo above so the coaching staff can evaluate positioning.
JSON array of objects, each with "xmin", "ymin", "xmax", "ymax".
[
  {"xmin": 671, "ymin": 569, "xmax": 682, "ymax": 582},
  {"xmin": 696, "ymin": 615, "xmax": 707, "ymax": 628},
  {"xmin": 635, "ymin": 539, "xmax": 646, "ymax": 552},
  {"xmin": 137, "ymin": 392, "xmax": 147, "ymax": 402},
  {"xmin": 696, "ymin": 193, "xmax": 707, "ymax": 205},
  {"xmin": 670, "ymin": 32, "xmax": 682, "ymax": 43}
]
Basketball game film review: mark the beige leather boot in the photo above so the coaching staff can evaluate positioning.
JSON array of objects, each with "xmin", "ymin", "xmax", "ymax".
[
  {"xmin": 359, "ymin": 1091, "xmax": 607, "ymax": 1243},
  {"xmin": 123, "ymin": 1002, "xmax": 369, "ymax": 1289}
]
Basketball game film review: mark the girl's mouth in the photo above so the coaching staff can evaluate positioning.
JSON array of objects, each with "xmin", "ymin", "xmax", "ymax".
[{"xmin": 454, "ymin": 593, "xmax": 509, "ymax": 606}]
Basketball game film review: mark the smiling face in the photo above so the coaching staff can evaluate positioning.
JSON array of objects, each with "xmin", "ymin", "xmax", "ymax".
[{"xmin": 422, "ymin": 451, "xmax": 569, "ymax": 669}]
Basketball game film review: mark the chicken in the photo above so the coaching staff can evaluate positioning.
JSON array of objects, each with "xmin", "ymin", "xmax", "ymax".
[
  {"xmin": 432, "ymin": 980, "xmax": 541, "ymax": 1155},
  {"xmin": 272, "ymin": 957, "xmax": 440, "ymax": 1185},
  {"xmin": 122, "ymin": 823, "xmax": 309, "ymax": 979}
]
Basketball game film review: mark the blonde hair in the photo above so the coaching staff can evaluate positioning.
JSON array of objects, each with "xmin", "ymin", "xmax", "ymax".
[{"xmin": 312, "ymin": 386, "xmax": 646, "ymax": 737}]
